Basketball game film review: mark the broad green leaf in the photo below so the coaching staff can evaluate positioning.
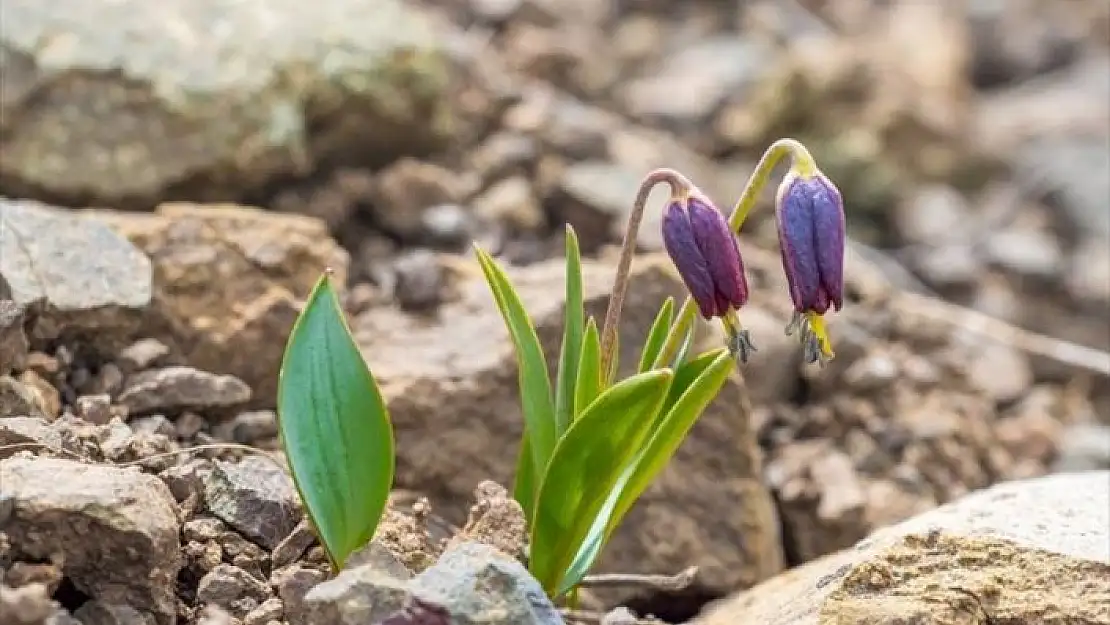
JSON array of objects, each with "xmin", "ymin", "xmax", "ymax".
[
  {"xmin": 561, "ymin": 348, "xmax": 733, "ymax": 593},
  {"xmin": 637, "ymin": 297, "xmax": 675, "ymax": 373},
  {"xmin": 573, "ymin": 318, "xmax": 602, "ymax": 418},
  {"xmin": 473, "ymin": 247, "xmax": 558, "ymax": 500},
  {"xmin": 513, "ymin": 434, "xmax": 536, "ymax": 523},
  {"xmin": 277, "ymin": 272, "xmax": 394, "ymax": 571},
  {"xmin": 529, "ymin": 369, "xmax": 673, "ymax": 596},
  {"xmin": 554, "ymin": 225, "xmax": 584, "ymax": 436}
]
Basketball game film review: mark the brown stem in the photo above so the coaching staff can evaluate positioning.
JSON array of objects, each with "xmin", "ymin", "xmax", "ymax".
[
  {"xmin": 579, "ymin": 566, "xmax": 698, "ymax": 592},
  {"xmin": 598, "ymin": 168, "xmax": 694, "ymax": 382}
]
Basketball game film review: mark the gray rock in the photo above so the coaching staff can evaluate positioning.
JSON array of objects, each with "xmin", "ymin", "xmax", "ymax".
[
  {"xmin": 984, "ymin": 225, "xmax": 1064, "ymax": 279},
  {"xmin": 197, "ymin": 564, "xmax": 273, "ymax": 618},
  {"xmin": 243, "ymin": 597, "xmax": 284, "ymax": 625},
  {"xmin": 551, "ymin": 160, "xmax": 644, "ymax": 252},
  {"xmin": 0, "ymin": 199, "xmax": 151, "ymax": 351},
  {"xmin": 72, "ymin": 394, "xmax": 114, "ymax": 425},
  {"xmin": 271, "ymin": 565, "xmax": 327, "ymax": 622},
  {"xmin": 116, "ymin": 338, "xmax": 173, "ymax": 373},
  {"xmin": 0, "ymin": 0, "xmax": 474, "ymax": 206},
  {"xmin": 204, "ymin": 455, "xmax": 301, "ymax": 550},
  {"xmin": 622, "ymin": 37, "xmax": 772, "ymax": 126},
  {"xmin": 0, "ymin": 416, "xmax": 63, "ymax": 458},
  {"xmin": 346, "ymin": 540, "xmax": 415, "ymax": 581},
  {"xmin": 1053, "ymin": 424, "xmax": 1110, "ymax": 472},
  {"xmin": 117, "ymin": 366, "xmax": 251, "ymax": 416},
  {"xmin": 293, "ymin": 566, "xmax": 412, "ymax": 625},
  {"xmin": 411, "ymin": 542, "xmax": 564, "ymax": 625},
  {"xmin": 393, "ymin": 250, "xmax": 448, "ymax": 312},
  {"xmin": 271, "ymin": 520, "xmax": 321, "ymax": 570},
  {"xmin": 0, "ymin": 300, "xmax": 29, "ymax": 375},
  {"xmin": 159, "ymin": 457, "xmax": 213, "ymax": 503},
  {"xmin": 73, "ymin": 601, "xmax": 157, "ymax": 625},
  {"xmin": 369, "ymin": 159, "xmax": 467, "ymax": 241},
  {"xmin": 213, "ymin": 410, "xmax": 279, "ymax": 445},
  {"xmin": 0, "ymin": 457, "xmax": 181, "ymax": 625}
]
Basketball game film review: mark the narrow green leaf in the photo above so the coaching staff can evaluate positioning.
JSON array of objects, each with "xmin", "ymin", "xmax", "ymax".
[
  {"xmin": 473, "ymin": 247, "xmax": 558, "ymax": 500},
  {"xmin": 277, "ymin": 272, "xmax": 394, "ymax": 571},
  {"xmin": 574, "ymin": 318, "xmax": 602, "ymax": 418},
  {"xmin": 529, "ymin": 369, "xmax": 674, "ymax": 596},
  {"xmin": 555, "ymin": 225, "xmax": 585, "ymax": 436},
  {"xmin": 561, "ymin": 348, "xmax": 733, "ymax": 593},
  {"xmin": 513, "ymin": 434, "xmax": 536, "ymax": 524},
  {"xmin": 637, "ymin": 297, "xmax": 675, "ymax": 373},
  {"xmin": 672, "ymin": 319, "xmax": 698, "ymax": 367}
]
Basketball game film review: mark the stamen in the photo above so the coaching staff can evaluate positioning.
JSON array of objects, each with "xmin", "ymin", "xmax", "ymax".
[{"xmin": 723, "ymin": 310, "xmax": 757, "ymax": 364}]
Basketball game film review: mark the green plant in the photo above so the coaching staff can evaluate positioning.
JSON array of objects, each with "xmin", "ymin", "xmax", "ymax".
[{"xmin": 273, "ymin": 137, "xmax": 845, "ymax": 601}]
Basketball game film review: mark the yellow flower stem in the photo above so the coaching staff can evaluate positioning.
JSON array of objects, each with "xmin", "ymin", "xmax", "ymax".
[{"xmin": 651, "ymin": 139, "xmax": 817, "ymax": 369}]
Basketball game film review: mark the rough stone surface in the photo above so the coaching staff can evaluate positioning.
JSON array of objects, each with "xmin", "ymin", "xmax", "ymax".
[
  {"xmin": 117, "ymin": 366, "xmax": 252, "ymax": 416},
  {"xmin": 0, "ymin": 300, "xmax": 29, "ymax": 375},
  {"xmin": 0, "ymin": 456, "xmax": 182, "ymax": 625},
  {"xmin": 203, "ymin": 455, "xmax": 301, "ymax": 550},
  {"xmin": 0, "ymin": 0, "xmax": 475, "ymax": 206},
  {"xmin": 352, "ymin": 253, "xmax": 782, "ymax": 595},
  {"xmin": 0, "ymin": 199, "xmax": 151, "ymax": 352},
  {"xmin": 695, "ymin": 471, "xmax": 1110, "ymax": 625},
  {"xmin": 86, "ymin": 203, "xmax": 349, "ymax": 407},
  {"xmin": 196, "ymin": 564, "xmax": 272, "ymax": 618}
]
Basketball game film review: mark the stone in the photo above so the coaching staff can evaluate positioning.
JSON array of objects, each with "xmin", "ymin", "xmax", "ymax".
[
  {"xmin": 293, "ymin": 566, "xmax": 412, "ymax": 625},
  {"xmin": 197, "ymin": 564, "xmax": 273, "ymax": 618},
  {"xmin": 87, "ymin": 203, "xmax": 349, "ymax": 408},
  {"xmin": 0, "ymin": 375, "xmax": 49, "ymax": 419},
  {"xmin": 17, "ymin": 370, "xmax": 60, "ymax": 420},
  {"xmin": 116, "ymin": 339, "xmax": 173, "ymax": 373},
  {"xmin": 72, "ymin": 394, "xmax": 115, "ymax": 425},
  {"xmin": 352, "ymin": 253, "xmax": 782, "ymax": 596},
  {"xmin": 72, "ymin": 601, "xmax": 157, "ymax": 625},
  {"xmin": 984, "ymin": 225, "xmax": 1064, "ymax": 279},
  {"xmin": 204, "ymin": 455, "xmax": 301, "ymax": 550},
  {"xmin": 271, "ymin": 565, "xmax": 327, "ymax": 621},
  {"xmin": 270, "ymin": 520, "xmax": 319, "ymax": 570},
  {"xmin": 445, "ymin": 481, "xmax": 527, "ymax": 561},
  {"xmin": 0, "ymin": 300, "xmax": 29, "ymax": 375},
  {"xmin": 159, "ymin": 457, "xmax": 213, "ymax": 503},
  {"xmin": 0, "ymin": 416, "xmax": 64, "ymax": 458},
  {"xmin": 411, "ymin": 542, "xmax": 563, "ymax": 625},
  {"xmin": 392, "ymin": 250, "xmax": 448, "ymax": 313},
  {"xmin": 622, "ymin": 36, "xmax": 772, "ymax": 128},
  {"xmin": 550, "ymin": 160, "xmax": 644, "ymax": 253},
  {"xmin": 0, "ymin": 0, "xmax": 479, "ymax": 207},
  {"xmin": 213, "ymin": 410, "xmax": 279, "ymax": 445},
  {"xmin": 472, "ymin": 176, "xmax": 545, "ymax": 232},
  {"xmin": 243, "ymin": 597, "xmax": 284, "ymax": 625},
  {"xmin": 117, "ymin": 366, "xmax": 252, "ymax": 416},
  {"xmin": 0, "ymin": 200, "xmax": 151, "ymax": 352},
  {"xmin": 0, "ymin": 457, "xmax": 181, "ymax": 625},
  {"xmin": 1054, "ymin": 423, "xmax": 1110, "ymax": 472},
  {"xmin": 893, "ymin": 184, "xmax": 970, "ymax": 246},
  {"xmin": 369, "ymin": 159, "xmax": 467, "ymax": 241},
  {"xmin": 0, "ymin": 582, "xmax": 60, "ymax": 625},
  {"xmin": 695, "ymin": 471, "xmax": 1110, "ymax": 625}
]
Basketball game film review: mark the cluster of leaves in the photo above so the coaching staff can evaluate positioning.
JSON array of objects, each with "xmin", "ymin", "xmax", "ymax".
[{"xmin": 274, "ymin": 226, "xmax": 735, "ymax": 599}]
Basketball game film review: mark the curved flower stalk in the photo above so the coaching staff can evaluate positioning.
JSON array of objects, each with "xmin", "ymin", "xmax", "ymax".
[{"xmin": 598, "ymin": 138, "xmax": 845, "ymax": 372}]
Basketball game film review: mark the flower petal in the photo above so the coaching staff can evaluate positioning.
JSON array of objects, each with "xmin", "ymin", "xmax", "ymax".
[
  {"xmin": 662, "ymin": 201, "xmax": 718, "ymax": 318},
  {"xmin": 775, "ymin": 174, "xmax": 822, "ymax": 313},
  {"xmin": 812, "ymin": 175, "xmax": 846, "ymax": 312},
  {"xmin": 688, "ymin": 196, "xmax": 749, "ymax": 311}
]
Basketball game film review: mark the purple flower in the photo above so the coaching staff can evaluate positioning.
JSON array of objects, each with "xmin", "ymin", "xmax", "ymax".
[
  {"xmin": 775, "ymin": 171, "xmax": 845, "ymax": 315},
  {"xmin": 662, "ymin": 194, "xmax": 750, "ymax": 320}
]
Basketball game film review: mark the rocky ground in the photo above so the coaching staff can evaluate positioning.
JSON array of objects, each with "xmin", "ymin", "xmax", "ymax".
[{"xmin": 2, "ymin": 0, "xmax": 1109, "ymax": 624}]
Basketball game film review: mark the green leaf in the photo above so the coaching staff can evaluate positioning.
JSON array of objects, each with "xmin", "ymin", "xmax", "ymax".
[
  {"xmin": 637, "ymin": 297, "xmax": 675, "ymax": 373},
  {"xmin": 671, "ymin": 318, "xmax": 698, "ymax": 368},
  {"xmin": 554, "ymin": 225, "xmax": 585, "ymax": 436},
  {"xmin": 513, "ymin": 434, "xmax": 536, "ymax": 524},
  {"xmin": 474, "ymin": 246, "xmax": 558, "ymax": 503},
  {"xmin": 277, "ymin": 272, "xmax": 394, "ymax": 571},
  {"xmin": 574, "ymin": 318, "xmax": 602, "ymax": 418},
  {"xmin": 561, "ymin": 348, "xmax": 733, "ymax": 593},
  {"xmin": 529, "ymin": 369, "xmax": 674, "ymax": 596}
]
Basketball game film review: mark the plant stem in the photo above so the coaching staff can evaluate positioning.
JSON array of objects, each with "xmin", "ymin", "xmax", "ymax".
[
  {"xmin": 598, "ymin": 168, "xmax": 694, "ymax": 383},
  {"xmin": 651, "ymin": 138, "xmax": 817, "ymax": 368},
  {"xmin": 579, "ymin": 566, "xmax": 698, "ymax": 592}
]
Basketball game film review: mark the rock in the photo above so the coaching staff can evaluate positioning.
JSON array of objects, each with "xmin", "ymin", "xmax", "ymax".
[
  {"xmin": 213, "ymin": 410, "xmax": 279, "ymax": 445},
  {"xmin": 0, "ymin": 582, "xmax": 60, "ymax": 625},
  {"xmin": 346, "ymin": 540, "xmax": 415, "ymax": 581},
  {"xmin": 72, "ymin": 601, "xmax": 157, "ymax": 625},
  {"xmin": 271, "ymin": 520, "xmax": 319, "ymax": 570},
  {"xmin": 243, "ymin": 597, "xmax": 284, "ymax": 625},
  {"xmin": 197, "ymin": 564, "xmax": 273, "ymax": 618},
  {"xmin": 87, "ymin": 203, "xmax": 349, "ymax": 407},
  {"xmin": 159, "ymin": 457, "xmax": 213, "ymax": 503},
  {"xmin": 116, "ymin": 339, "xmax": 173, "ymax": 373},
  {"xmin": 293, "ymin": 566, "xmax": 412, "ymax": 625},
  {"xmin": 0, "ymin": 0, "xmax": 477, "ymax": 207},
  {"xmin": 1054, "ymin": 424, "xmax": 1110, "ymax": 472},
  {"xmin": 550, "ymin": 160, "xmax": 645, "ymax": 253},
  {"xmin": 968, "ymin": 0, "xmax": 1086, "ymax": 88},
  {"xmin": 369, "ymin": 159, "xmax": 467, "ymax": 241},
  {"xmin": 16, "ymin": 371, "xmax": 60, "ymax": 420},
  {"xmin": 0, "ymin": 300, "xmax": 29, "ymax": 375},
  {"xmin": 72, "ymin": 395, "xmax": 115, "ymax": 426},
  {"xmin": 392, "ymin": 250, "xmax": 448, "ymax": 313},
  {"xmin": 353, "ymin": 253, "xmax": 782, "ymax": 595},
  {"xmin": 204, "ymin": 455, "xmax": 301, "ymax": 550},
  {"xmin": 271, "ymin": 565, "xmax": 327, "ymax": 622},
  {"xmin": 0, "ymin": 457, "xmax": 181, "ymax": 625},
  {"xmin": 893, "ymin": 184, "xmax": 970, "ymax": 246},
  {"xmin": 984, "ymin": 225, "xmax": 1064, "ymax": 279},
  {"xmin": 962, "ymin": 339, "xmax": 1033, "ymax": 404},
  {"xmin": 694, "ymin": 471, "xmax": 1110, "ymax": 625},
  {"xmin": 622, "ymin": 36, "xmax": 772, "ymax": 129},
  {"xmin": 0, "ymin": 417, "xmax": 64, "ymax": 458},
  {"xmin": 0, "ymin": 375, "xmax": 49, "ymax": 420},
  {"xmin": 445, "ymin": 481, "xmax": 527, "ymax": 560},
  {"xmin": 472, "ymin": 176, "xmax": 545, "ymax": 232},
  {"xmin": 117, "ymin": 366, "xmax": 251, "ymax": 417},
  {"xmin": 410, "ymin": 542, "xmax": 563, "ymax": 625},
  {"xmin": 0, "ymin": 200, "xmax": 151, "ymax": 352}
]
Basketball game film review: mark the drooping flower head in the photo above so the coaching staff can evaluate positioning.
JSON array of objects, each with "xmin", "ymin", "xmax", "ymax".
[
  {"xmin": 774, "ymin": 168, "xmax": 845, "ymax": 364},
  {"xmin": 662, "ymin": 189, "xmax": 756, "ymax": 361}
]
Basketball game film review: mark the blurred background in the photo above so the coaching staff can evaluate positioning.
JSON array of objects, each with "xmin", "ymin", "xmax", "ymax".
[{"xmin": 1, "ymin": 0, "xmax": 1108, "ymax": 622}]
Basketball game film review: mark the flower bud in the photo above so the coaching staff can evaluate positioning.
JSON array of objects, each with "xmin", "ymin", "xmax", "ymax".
[
  {"xmin": 662, "ymin": 194, "xmax": 750, "ymax": 320},
  {"xmin": 775, "ymin": 170, "xmax": 845, "ymax": 315}
]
